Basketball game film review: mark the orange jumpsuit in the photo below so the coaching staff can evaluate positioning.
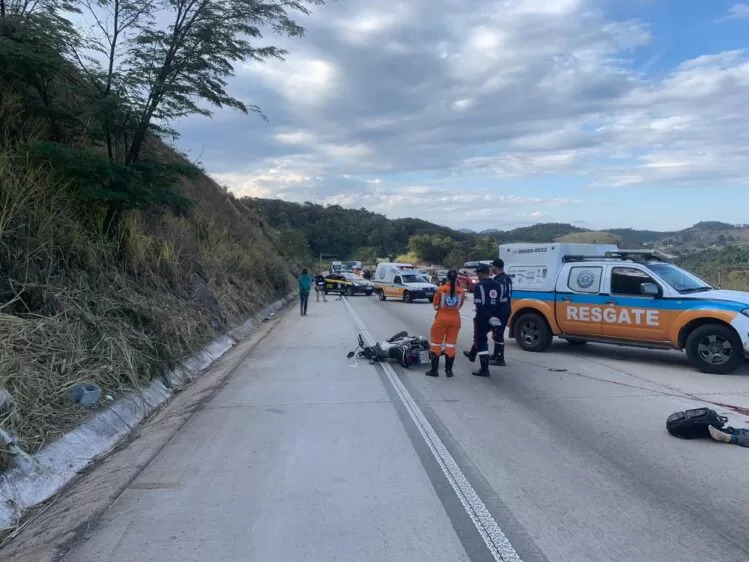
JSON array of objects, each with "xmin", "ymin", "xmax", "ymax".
[{"xmin": 430, "ymin": 284, "xmax": 466, "ymax": 358}]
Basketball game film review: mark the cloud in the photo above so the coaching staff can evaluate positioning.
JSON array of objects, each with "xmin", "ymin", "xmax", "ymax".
[
  {"xmin": 722, "ymin": 3, "xmax": 749, "ymax": 21},
  {"xmin": 172, "ymin": 0, "xmax": 749, "ymax": 229}
]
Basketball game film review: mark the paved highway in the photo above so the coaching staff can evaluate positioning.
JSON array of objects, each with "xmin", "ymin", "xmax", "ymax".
[{"xmin": 62, "ymin": 294, "xmax": 749, "ymax": 561}]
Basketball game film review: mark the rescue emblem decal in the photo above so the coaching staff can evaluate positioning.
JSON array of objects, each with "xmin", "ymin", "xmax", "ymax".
[{"xmin": 576, "ymin": 270, "xmax": 596, "ymax": 289}]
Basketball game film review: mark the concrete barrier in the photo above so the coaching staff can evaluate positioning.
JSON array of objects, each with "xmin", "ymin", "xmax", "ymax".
[{"xmin": 0, "ymin": 293, "xmax": 295, "ymax": 529}]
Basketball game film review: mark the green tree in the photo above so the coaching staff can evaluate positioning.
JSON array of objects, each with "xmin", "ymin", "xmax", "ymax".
[
  {"xmin": 122, "ymin": 0, "xmax": 325, "ymax": 165},
  {"xmin": 408, "ymin": 234, "xmax": 455, "ymax": 264},
  {"xmin": 279, "ymin": 229, "xmax": 310, "ymax": 260},
  {"xmin": 444, "ymin": 248, "xmax": 465, "ymax": 268}
]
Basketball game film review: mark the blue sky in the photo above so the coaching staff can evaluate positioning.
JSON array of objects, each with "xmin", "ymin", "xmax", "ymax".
[{"xmin": 175, "ymin": 0, "xmax": 749, "ymax": 232}]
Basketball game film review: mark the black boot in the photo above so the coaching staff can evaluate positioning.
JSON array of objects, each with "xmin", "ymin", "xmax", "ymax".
[
  {"xmin": 489, "ymin": 344, "xmax": 505, "ymax": 366},
  {"xmin": 463, "ymin": 349, "xmax": 476, "ymax": 362},
  {"xmin": 425, "ymin": 354, "xmax": 439, "ymax": 377},
  {"xmin": 472, "ymin": 355, "xmax": 490, "ymax": 377},
  {"xmin": 445, "ymin": 355, "xmax": 455, "ymax": 377}
]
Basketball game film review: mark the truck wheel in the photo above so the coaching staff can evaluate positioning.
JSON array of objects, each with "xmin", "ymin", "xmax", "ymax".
[
  {"xmin": 685, "ymin": 324, "xmax": 742, "ymax": 374},
  {"xmin": 514, "ymin": 313, "xmax": 552, "ymax": 352},
  {"xmin": 403, "ymin": 291, "xmax": 412, "ymax": 303},
  {"xmin": 378, "ymin": 291, "xmax": 386, "ymax": 301}
]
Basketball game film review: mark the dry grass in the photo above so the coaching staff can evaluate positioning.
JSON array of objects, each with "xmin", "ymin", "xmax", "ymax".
[
  {"xmin": 0, "ymin": 131, "xmax": 292, "ymax": 470},
  {"xmin": 555, "ymin": 231, "xmax": 624, "ymax": 245}
]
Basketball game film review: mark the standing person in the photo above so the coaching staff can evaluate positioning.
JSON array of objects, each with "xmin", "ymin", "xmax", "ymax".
[
  {"xmin": 490, "ymin": 258, "xmax": 512, "ymax": 366},
  {"xmin": 462, "ymin": 264, "xmax": 503, "ymax": 377},
  {"xmin": 315, "ymin": 273, "xmax": 327, "ymax": 302},
  {"xmin": 426, "ymin": 269, "xmax": 465, "ymax": 378},
  {"xmin": 298, "ymin": 268, "xmax": 313, "ymax": 316}
]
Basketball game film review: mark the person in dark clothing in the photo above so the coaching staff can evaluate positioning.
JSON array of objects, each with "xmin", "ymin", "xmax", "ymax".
[
  {"xmin": 314, "ymin": 273, "xmax": 327, "ymax": 302},
  {"xmin": 298, "ymin": 269, "xmax": 313, "ymax": 316},
  {"xmin": 490, "ymin": 258, "xmax": 512, "ymax": 366},
  {"xmin": 462, "ymin": 264, "xmax": 504, "ymax": 377}
]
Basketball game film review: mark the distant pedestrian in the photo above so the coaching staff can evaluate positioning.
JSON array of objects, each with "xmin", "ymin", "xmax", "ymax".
[
  {"xmin": 463, "ymin": 264, "xmax": 503, "ymax": 377},
  {"xmin": 490, "ymin": 259, "xmax": 512, "ymax": 366},
  {"xmin": 315, "ymin": 273, "xmax": 327, "ymax": 302},
  {"xmin": 298, "ymin": 268, "xmax": 313, "ymax": 316},
  {"xmin": 426, "ymin": 269, "xmax": 465, "ymax": 378}
]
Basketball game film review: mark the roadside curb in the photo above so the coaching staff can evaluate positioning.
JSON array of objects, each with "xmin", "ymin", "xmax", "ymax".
[{"xmin": 0, "ymin": 293, "xmax": 295, "ymax": 529}]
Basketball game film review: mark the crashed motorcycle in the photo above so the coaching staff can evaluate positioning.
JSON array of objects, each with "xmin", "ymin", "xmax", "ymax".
[{"xmin": 347, "ymin": 331, "xmax": 430, "ymax": 368}]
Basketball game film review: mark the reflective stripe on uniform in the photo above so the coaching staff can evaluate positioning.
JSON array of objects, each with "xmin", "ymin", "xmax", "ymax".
[{"xmin": 445, "ymin": 343, "xmax": 455, "ymax": 348}]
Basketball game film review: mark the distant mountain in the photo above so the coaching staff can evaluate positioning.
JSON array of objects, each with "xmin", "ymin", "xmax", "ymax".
[
  {"xmin": 607, "ymin": 228, "xmax": 671, "ymax": 246},
  {"xmin": 245, "ymin": 197, "xmax": 748, "ymax": 266},
  {"xmin": 556, "ymin": 231, "xmax": 624, "ymax": 245},
  {"xmin": 691, "ymin": 221, "xmax": 736, "ymax": 231}
]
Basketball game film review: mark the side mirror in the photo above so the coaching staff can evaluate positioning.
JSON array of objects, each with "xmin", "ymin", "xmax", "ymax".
[
  {"xmin": 641, "ymin": 282, "xmax": 659, "ymax": 297},
  {"xmin": 346, "ymin": 351, "xmax": 355, "ymax": 359}
]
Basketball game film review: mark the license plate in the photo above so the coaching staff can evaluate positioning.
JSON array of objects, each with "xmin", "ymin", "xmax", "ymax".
[{"xmin": 418, "ymin": 350, "xmax": 429, "ymax": 364}]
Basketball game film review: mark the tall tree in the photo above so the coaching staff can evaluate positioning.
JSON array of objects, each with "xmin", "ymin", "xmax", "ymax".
[
  {"xmin": 122, "ymin": 0, "xmax": 324, "ymax": 165},
  {"xmin": 78, "ymin": 0, "xmax": 156, "ymax": 159}
]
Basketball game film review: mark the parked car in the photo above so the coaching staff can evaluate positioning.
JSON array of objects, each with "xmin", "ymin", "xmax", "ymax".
[
  {"xmin": 431, "ymin": 269, "xmax": 449, "ymax": 285},
  {"xmin": 323, "ymin": 272, "xmax": 373, "ymax": 296}
]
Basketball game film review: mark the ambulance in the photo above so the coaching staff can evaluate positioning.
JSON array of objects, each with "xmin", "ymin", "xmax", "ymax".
[
  {"xmin": 501, "ymin": 243, "xmax": 749, "ymax": 374},
  {"xmin": 373, "ymin": 262, "xmax": 438, "ymax": 303}
]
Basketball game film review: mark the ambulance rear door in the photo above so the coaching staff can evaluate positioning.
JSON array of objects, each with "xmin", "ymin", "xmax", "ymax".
[
  {"xmin": 599, "ymin": 264, "xmax": 668, "ymax": 342},
  {"xmin": 554, "ymin": 264, "xmax": 604, "ymax": 337}
]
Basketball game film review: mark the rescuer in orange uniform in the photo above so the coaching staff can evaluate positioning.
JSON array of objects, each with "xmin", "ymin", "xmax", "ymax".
[{"xmin": 426, "ymin": 269, "xmax": 465, "ymax": 378}]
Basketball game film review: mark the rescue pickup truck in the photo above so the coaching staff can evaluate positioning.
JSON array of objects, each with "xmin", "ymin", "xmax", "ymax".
[{"xmin": 502, "ymin": 243, "xmax": 749, "ymax": 374}]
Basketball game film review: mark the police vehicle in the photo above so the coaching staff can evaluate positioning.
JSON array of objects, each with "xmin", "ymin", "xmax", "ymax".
[{"xmin": 323, "ymin": 272, "xmax": 374, "ymax": 296}]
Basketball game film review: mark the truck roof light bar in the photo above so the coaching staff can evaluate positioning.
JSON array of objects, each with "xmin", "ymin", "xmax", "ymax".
[{"xmin": 562, "ymin": 249, "xmax": 673, "ymax": 263}]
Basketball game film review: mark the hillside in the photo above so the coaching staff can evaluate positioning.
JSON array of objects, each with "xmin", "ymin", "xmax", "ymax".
[
  {"xmin": 249, "ymin": 198, "xmax": 749, "ymax": 285},
  {"xmin": 556, "ymin": 231, "xmax": 624, "ymax": 245},
  {"xmin": 675, "ymin": 246, "xmax": 749, "ymax": 290},
  {"xmin": 654, "ymin": 224, "xmax": 749, "ymax": 254},
  {"xmin": 0, "ymin": 8, "xmax": 304, "ymax": 470},
  {"xmin": 244, "ymin": 198, "xmax": 475, "ymax": 262}
]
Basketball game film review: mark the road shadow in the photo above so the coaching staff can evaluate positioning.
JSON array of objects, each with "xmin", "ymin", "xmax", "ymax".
[{"xmin": 539, "ymin": 340, "xmax": 749, "ymax": 377}]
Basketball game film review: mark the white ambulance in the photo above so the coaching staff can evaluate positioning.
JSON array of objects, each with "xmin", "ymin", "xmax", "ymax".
[
  {"xmin": 373, "ymin": 262, "xmax": 438, "ymax": 303},
  {"xmin": 501, "ymin": 243, "xmax": 749, "ymax": 374}
]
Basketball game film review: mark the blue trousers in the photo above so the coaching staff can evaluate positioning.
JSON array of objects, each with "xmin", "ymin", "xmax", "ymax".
[
  {"xmin": 491, "ymin": 309, "xmax": 511, "ymax": 357},
  {"xmin": 471, "ymin": 318, "xmax": 493, "ymax": 357},
  {"xmin": 299, "ymin": 290, "xmax": 310, "ymax": 315}
]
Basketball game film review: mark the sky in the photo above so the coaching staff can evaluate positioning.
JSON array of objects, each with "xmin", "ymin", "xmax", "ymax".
[{"xmin": 174, "ymin": 0, "xmax": 749, "ymax": 232}]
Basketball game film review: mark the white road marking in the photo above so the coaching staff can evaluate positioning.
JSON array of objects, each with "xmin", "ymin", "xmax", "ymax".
[{"xmin": 343, "ymin": 297, "xmax": 522, "ymax": 562}]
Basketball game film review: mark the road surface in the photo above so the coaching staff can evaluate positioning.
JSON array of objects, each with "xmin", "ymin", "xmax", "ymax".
[{"xmin": 61, "ymin": 294, "xmax": 749, "ymax": 561}]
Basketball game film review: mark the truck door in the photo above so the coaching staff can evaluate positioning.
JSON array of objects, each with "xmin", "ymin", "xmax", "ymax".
[
  {"xmin": 555, "ymin": 265, "xmax": 604, "ymax": 336},
  {"xmin": 600, "ymin": 266, "xmax": 668, "ymax": 342}
]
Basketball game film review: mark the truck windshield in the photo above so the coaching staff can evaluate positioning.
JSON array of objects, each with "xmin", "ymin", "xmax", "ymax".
[
  {"xmin": 400, "ymin": 274, "xmax": 421, "ymax": 283},
  {"xmin": 646, "ymin": 263, "xmax": 713, "ymax": 293}
]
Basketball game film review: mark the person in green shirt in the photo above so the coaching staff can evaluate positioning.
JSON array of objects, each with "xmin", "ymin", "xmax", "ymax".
[{"xmin": 298, "ymin": 269, "xmax": 313, "ymax": 316}]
